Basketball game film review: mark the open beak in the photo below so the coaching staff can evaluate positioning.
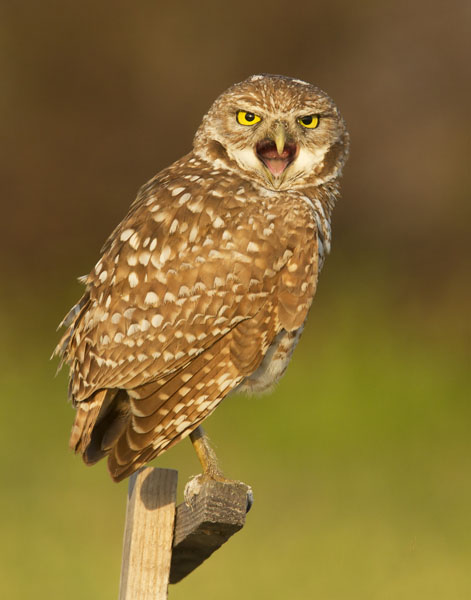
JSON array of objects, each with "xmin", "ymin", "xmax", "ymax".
[{"xmin": 256, "ymin": 123, "xmax": 298, "ymax": 178}]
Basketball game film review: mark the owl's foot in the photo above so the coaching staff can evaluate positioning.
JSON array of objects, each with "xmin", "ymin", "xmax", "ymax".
[
  {"xmin": 186, "ymin": 426, "xmax": 253, "ymax": 511},
  {"xmin": 183, "ymin": 472, "xmax": 254, "ymax": 512}
]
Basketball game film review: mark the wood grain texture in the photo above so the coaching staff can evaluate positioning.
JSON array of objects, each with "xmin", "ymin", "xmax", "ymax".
[
  {"xmin": 119, "ymin": 467, "xmax": 178, "ymax": 600},
  {"xmin": 170, "ymin": 477, "xmax": 252, "ymax": 584}
]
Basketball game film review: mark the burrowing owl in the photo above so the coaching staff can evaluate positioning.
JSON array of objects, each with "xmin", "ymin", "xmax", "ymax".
[{"xmin": 55, "ymin": 74, "xmax": 349, "ymax": 482}]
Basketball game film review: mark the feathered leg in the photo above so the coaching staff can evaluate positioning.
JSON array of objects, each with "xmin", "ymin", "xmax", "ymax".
[{"xmin": 189, "ymin": 426, "xmax": 225, "ymax": 479}]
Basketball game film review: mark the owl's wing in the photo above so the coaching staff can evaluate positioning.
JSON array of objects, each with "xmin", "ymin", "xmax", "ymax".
[{"xmin": 56, "ymin": 167, "xmax": 319, "ymax": 479}]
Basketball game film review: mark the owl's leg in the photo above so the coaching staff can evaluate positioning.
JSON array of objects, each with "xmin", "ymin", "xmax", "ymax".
[
  {"xmin": 186, "ymin": 426, "xmax": 254, "ymax": 512},
  {"xmin": 189, "ymin": 426, "xmax": 225, "ymax": 480}
]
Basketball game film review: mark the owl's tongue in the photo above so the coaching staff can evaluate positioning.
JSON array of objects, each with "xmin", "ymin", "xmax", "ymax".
[{"xmin": 256, "ymin": 139, "xmax": 297, "ymax": 176}]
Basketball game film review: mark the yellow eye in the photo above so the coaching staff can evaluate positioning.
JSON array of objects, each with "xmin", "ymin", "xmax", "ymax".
[
  {"xmin": 236, "ymin": 110, "xmax": 261, "ymax": 126},
  {"xmin": 298, "ymin": 115, "xmax": 320, "ymax": 129}
]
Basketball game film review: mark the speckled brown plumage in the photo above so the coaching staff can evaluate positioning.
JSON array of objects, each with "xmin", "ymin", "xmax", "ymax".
[{"xmin": 55, "ymin": 74, "xmax": 349, "ymax": 481}]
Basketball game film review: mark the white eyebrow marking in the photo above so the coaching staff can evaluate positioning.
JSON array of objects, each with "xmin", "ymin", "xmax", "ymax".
[{"xmin": 292, "ymin": 78, "xmax": 310, "ymax": 86}]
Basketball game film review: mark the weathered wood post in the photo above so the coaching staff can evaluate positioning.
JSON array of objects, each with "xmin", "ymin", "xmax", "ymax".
[
  {"xmin": 119, "ymin": 467, "xmax": 178, "ymax": 600},
  {"xmin": 119, "ymin": 466, "xmax": 252, "ymax": 598}
]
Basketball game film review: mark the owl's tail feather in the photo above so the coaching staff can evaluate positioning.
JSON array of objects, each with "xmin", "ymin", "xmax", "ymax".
[{"xmin": 69, "ymin": 389, "xmax": 130, "ymax": 465}]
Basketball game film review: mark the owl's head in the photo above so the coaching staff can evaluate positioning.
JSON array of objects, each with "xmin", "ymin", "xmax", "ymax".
[{"xmin": 194, "ymin": 74, "xmax": 349, "ymax": 191}]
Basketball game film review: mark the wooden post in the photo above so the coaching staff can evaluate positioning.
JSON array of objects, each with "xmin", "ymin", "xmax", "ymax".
[
  {"xmin": 119, "ymin": 467, "xmax": 252, "ymax": 596},
  {"xmin": 119, "ymin": 467, "xmax": 178, "ymax": 600},
  {"xmin": 170, "ymin": 477, "xmax": 252, "ymax": 583}
]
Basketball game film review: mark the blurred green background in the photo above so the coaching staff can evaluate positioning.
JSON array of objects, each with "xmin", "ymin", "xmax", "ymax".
[{"xmin": 1, "ymin": 1, "xmax": 469, "ymax": 598}]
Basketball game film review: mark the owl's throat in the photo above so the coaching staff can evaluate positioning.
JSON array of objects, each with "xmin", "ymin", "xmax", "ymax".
[{"xmin": 256, "ymin": 139, "xmax": 298, "ymax": 176}]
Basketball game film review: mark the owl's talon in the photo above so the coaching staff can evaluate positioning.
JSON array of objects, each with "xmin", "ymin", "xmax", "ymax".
[
  {"xmin": 183, "ymin": 474, "xmax": 205, "ymax": 508},
  {"xmin": 246, "ymin": 487, "xmax": 254, "ymax": 513}
]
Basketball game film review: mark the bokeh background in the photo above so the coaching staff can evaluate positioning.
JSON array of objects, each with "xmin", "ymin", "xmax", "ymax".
[{"xmin": 1, "ymin": 1, "xmax": 469, "ymax": 598}]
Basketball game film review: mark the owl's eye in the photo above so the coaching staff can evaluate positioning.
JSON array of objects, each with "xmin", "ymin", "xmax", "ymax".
[
  {"xmin": 298, "ymin": 115, "xmax": 320, "ymax": 129},
  {"xmin": 236, "ymin": 111, "xmax": 261, "ymax": 126}
]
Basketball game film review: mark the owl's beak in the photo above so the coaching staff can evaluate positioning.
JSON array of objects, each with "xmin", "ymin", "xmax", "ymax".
[{"xmin": 273, "ymin": 122, "xmax": 287, "ymax": 155}]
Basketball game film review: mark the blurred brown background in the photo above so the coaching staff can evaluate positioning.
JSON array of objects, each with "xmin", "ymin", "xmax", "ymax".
[{"xmin": 0, "ymin": 1, "xmax": 469, "ymax": 599}]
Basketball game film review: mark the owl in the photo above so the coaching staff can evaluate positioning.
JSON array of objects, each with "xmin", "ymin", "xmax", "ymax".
[{"xmin": 55, "ymin": 74, "xmax": 349, "ymax": 482}]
